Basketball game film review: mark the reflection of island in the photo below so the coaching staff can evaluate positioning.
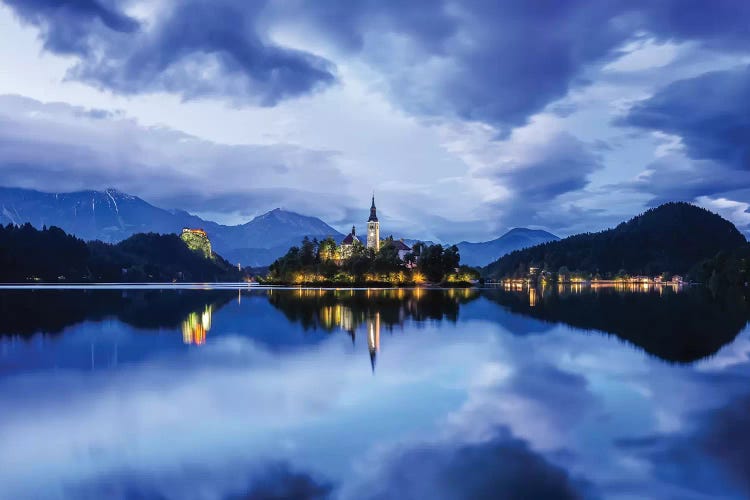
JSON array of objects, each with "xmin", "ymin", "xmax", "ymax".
[
  {"xmin": 483, "ymin": 285, "xmax": 750, "ymax": 362},
  {"xmin": 3, "ymin": 285, "xmax": 746, "ymax": 366},
  {"xmin": 269, "ymin": 288, "xmax": 478, "ymax": 333},
  {"xmin": 181, "ymin": 305, "xmax": 213, "ymax": 345},
  {"xmin": 267, "ymin": 288, "xmax": 479, "ymax": 370}
]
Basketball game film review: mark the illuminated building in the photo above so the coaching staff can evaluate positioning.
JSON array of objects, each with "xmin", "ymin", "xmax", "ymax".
[
  {"xmin": 180, "ymin": 228, "xmax": 213, "ymax": 259},
  {"xmin": 340, "ymin": 225, "xmax": 360, "ymax": 259},
  {"xmin": 391, "ymin": 239, "xmax": 412, "ymax": 262},
  {"xmin": 181, "ymin": 304, "xmax": 213, "ymax": 345},
  {"xmin": 367, "ymin": 194, "xmax": 380, "ymax": 251}
]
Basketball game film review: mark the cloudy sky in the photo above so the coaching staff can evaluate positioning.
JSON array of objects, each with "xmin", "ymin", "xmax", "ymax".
[{"xmin": 0, "ymin": 0, "xmax": 749, "ymax": 242}]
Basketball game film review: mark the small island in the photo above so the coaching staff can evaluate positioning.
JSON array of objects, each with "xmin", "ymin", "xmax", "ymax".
[{"xmin": 262, "ymin": 196, "xmax": 479, "ymax": 286}]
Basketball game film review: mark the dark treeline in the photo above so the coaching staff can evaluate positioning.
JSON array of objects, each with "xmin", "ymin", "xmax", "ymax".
[
  {"xmin": 483, "ymin": 286, "xmax": 749, "ymax": 362},
  {"xmin": 484, "ymin": 202, "xmax": 747, "ymax": 280},
  {"xmin": 693, "ymin": 245, "xmax": 750, "ymax": 291},
  {"xmin": 0, "ymin": 223, "xmax": 242, "ymax": 282},
  {"xmin": 266, "ymin": 236, "xmax": 478, "ymax": 285}
]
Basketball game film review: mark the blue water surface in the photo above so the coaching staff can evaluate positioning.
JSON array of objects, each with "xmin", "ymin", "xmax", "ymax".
[{"xmin": 0, "ymin": 285, "xmax": 748, "ymax": 500}]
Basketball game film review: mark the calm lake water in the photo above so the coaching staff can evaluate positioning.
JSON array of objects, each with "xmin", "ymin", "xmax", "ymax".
[{"xmin": 1, "ymin": 285, "xmax": 749, "ymax": 499}]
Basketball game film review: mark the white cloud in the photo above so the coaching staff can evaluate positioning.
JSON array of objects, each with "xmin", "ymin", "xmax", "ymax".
[{"xmin": 696, "ymin": 196, "xmax": 750, "ymax": 233}]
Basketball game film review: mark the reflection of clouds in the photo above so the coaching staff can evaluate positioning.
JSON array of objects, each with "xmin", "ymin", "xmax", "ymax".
[
  {"xmin": 445, "ymin": 320, "xmax": 750, "ymax": 498},
  {"xmin": 696, "ymin": 332, "xmax": 750, "ymax": 372},
  {"xmin": 69, "ymin": 461, "xmax": 332, "ymax": 500},
  {"xmin": 2, "ymin": 308, "xmax": 750, "ymax": 498},
  {"xmin": 443, "ymin": 358, "xmax": 598, "ymax": 451},
  {"xmin": 345, "ymin": 427, "xmax": 592, "ymax": 500},
  {"xmin": 617, "ymin": 394, "xmax": 750, "ymax": 499},
  {"xmin": 0, "ymin": 325, "xmax": 500, "ymax": 499}
]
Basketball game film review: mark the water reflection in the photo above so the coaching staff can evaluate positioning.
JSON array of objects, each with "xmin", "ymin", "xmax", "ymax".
[
  {"xmin": 181, "ymin": 304, "xmax": 213, "ymax": 345},
  {"xmin": 1, "ymin": 286, "xmax": 747, "ymax": 365},
  {"xmin": 368, "ymin": 312, "xmax": 380, "ymax": 371},
  {"xmin": 484, "ymin": 284, "xmax": 749, "ymax": 362},
  {"xmin": 1, "ymin": 287, "xmax": 750, "ymax": 499}
]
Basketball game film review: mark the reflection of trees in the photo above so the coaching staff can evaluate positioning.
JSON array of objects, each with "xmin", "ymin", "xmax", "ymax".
[
  {"xmin": 266, "ymin": 288, "xmax": 480, "ymax": 334},
  {"xmin": 6, "ymin": 285, "xmax": 740, "ymax": 364},
  {"xmin": 0, "ymin": 290, "xmax": 234, "ymax": 337},
  {"xmin": 482, "ymin": 285, "xmax": 750, "ymax": 362}
]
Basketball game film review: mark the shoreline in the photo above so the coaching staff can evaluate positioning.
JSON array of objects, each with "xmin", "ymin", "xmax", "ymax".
[{"xmin": 0, "ymin": 282, "xmax": 476, "ymax": 290}]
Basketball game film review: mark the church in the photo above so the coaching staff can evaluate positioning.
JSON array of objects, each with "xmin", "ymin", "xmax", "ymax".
[{"xmin": 339, "ymin": 195, "xmax": 412, "ymax": 260}]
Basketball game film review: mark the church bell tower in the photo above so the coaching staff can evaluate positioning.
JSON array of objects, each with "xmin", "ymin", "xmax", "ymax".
[{"xmin": 367, "ymin": 194, "xmax": 380, "ymax": 251}]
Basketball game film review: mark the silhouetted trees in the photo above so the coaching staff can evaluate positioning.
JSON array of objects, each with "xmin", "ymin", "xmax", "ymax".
[
  {"xmin": 484, "ymin": 203, "xmax": 747, "ymax": 280},
  {"xmin": 0, "ymin": 223, "xmax": 242, "ymax": 282},
  {"xmin": 691, "ymin": 245, "xmax": 750, "ymax": 291},
  {"xmin": 416, "ymin": 244, "xmax": 460, "ymax": 282}
]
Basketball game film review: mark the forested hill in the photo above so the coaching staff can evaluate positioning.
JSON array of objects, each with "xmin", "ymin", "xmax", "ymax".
[
  {"xmin": 0, "ymin": 223, "xmax": 242, "ymax": 282},
  {"xmin": 483, "ymin": 203, "xmax": 747, "ymax": 279}
]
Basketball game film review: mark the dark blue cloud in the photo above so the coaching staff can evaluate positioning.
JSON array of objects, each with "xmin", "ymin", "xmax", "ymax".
[
  {"xmin": 3, "ymin": 0, "xmax": 336, "ymax": 106},
  {"xmin": 622, "ymin": 66, "xmax": 750, "ymax": 170},
  {"xmin": 636, "ymin": 0, "xmax": 750, "ymax": 52},
  {"xmin": 611, "ymin": 158, "xmax": 750, "ymax": 209},
  {"xmin": 3, "ymin": 0, "xmax": 139, "ymax": 54},
  {"xmin": 7, "ymin": 0, "xmax": 750, "ymax": 123},
  {"xmin": 614, "ymin": 66, "xmax": 750, "ymax": 213},
  {"xmin": 290, "ymin": 0, "xmax": 750, "ymax": 131},
  {"xmin": 494, "ymin": 135, "xmax": 602, "ymax": 203},
  {"xmin": 471, "ymin": 131, "xmax": 605, "ymax": 232},
  {"xmin": 309, "ymin": 0, "xmax": 630, "ymax": 132}
]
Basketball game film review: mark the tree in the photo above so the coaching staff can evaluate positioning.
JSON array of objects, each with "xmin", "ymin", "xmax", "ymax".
[
  {"xmin": 443, "ymin": 245, "xmax": 460, "ymax": 274},
  {"xmin": 300, "ymin": 237, "xmax": 317, "ymax": 266},
  {"xmin": 317, "ymin": 237, "xmax": 338, "ymax": 262}
]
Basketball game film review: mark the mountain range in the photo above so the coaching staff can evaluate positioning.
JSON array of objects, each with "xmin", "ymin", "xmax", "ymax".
[
  {"xmin": 0, "ymin": 186, "xmax": 558, "ymax": 267},
  {"xmin": 456, "ymin": 228, "xmax": 559, "ymax": 267},
  {"xmin": 0, "ymin": 187, "xmax": 341, "ymax": 267}
]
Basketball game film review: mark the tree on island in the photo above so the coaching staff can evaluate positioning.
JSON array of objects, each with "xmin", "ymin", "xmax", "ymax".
[{"xmin": 266, "ymin": 237, "xmax": 475, "ymax": 285}]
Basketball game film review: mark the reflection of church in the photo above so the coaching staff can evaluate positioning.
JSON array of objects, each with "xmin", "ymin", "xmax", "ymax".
[
  {"xmin": 367, "ymin": 312, "xmax": 381, "ymax": 372},
  {"xmin": 269, "ymin": 288, "xmax": 479, "ymax": 372}
]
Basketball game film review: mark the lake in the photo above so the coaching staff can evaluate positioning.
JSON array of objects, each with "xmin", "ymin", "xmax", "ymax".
[{"xmin": 1, "ymin": 285, "xmax": 749, "ymax": 499}]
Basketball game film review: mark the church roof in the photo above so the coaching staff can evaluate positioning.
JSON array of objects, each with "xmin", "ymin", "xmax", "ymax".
[
  {"xmin": 368, "ymin": 194, "xmax": 378, "ymax": 222},
  {"xmin": 391, "ymin": 240, "xmax": 411, "ymax": 251},
  {"xmin": 342, "ymin": 233, "xmax": 359, "ymax": 245}
]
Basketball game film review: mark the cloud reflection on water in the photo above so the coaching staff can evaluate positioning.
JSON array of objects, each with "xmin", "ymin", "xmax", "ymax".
[{"xmin": 0, "ymin": 288, "xmax": 748, "ymax": 499}]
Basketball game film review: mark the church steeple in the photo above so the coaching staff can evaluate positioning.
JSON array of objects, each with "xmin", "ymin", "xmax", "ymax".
[
  {"xmin": 366, "ymin": 193, "xmax": 380, "ymax": 251},
  {"xmin": 368, "ymin": 194, "xmax": 378, "ymax": 222}
]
